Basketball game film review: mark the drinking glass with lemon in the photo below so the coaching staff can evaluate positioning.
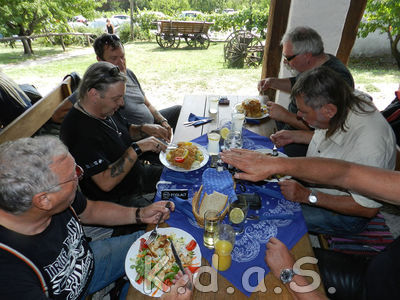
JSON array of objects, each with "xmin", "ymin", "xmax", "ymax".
[
  {"xmin": 228, "ymin": 198, "xmax": 249, "ymax": 235},
  {"xmin": 212, "ymin": 224, "xmax": 235, "ymax": 271}
]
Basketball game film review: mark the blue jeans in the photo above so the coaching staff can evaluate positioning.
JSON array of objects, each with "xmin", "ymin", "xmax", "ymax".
[
  {"xmin": 81, "ymin": 231, "xmax": 144, "ymax": 299},
  {"xmin": 301, "ymin": 204, "xmax": 370, "ymax": 235}
]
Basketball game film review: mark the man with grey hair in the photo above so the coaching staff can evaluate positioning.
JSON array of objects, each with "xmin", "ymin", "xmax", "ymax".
[
  {"xmin": 258, "ymin": 26, "xmax": 354, "ymax": 156},
  {"xmin": 0, "ymin": 135, "xmax": 193, "ymax": 299},
  {"xmin": 60, "ymin": 61, "xmax": 167, "ymax": 209},
  {"xmin": 266, "ymin": 67, "xmax": 394, "ymax": 235}
]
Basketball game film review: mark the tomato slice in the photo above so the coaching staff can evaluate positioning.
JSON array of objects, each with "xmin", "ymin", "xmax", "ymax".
[
  {"xmin": 174, "ymin": 157, "xmax": 185, "ymax": 163},
  {"xmin": 174, "ymin": 149, "xmax": 189, "ymax": 163},
  {"xmin": 188, "ymin": 266, "xmax": 200, "ymax": 274},
  {"xmin": 164, "ymin": 278, "xmax": 173, "ymax": 286},
  {"xmin": 139, "ymin": 238, "xmax": 148, "ymax": 251},
  {"xmin": 136, "ymin": 276, "xmax": 144, "ymax": 284},
  {"xmin": 185, "ymin": 239, "xmax": 197, "ymax": 251}
]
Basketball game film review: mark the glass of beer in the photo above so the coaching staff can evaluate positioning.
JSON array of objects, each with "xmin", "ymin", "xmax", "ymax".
[
  {"xmin": 203, "ymin": 209, "xmax": 220, "ymax": 249},
  {"xmin": 212, "ymin": 224, "xmax": 235, "ymax": 271}
]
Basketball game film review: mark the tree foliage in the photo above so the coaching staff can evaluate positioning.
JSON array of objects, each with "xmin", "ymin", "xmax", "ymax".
[
  {"xmin": 0, "ymin": 0, "xmax": 102, "ymax": 54},
  {"xmin": 358, "ymin": 0, "xmax": 400, "ymax": 68}
]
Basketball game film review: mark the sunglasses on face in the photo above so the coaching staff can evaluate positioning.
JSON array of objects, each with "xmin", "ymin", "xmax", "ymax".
[{"xmin": 89, "ymin": 66, "xmax": 121, "ymax": 90}]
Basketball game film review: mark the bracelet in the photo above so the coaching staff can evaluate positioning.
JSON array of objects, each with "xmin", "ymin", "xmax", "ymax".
[
  {"xmin": 130, "ymin": 142, "xmax": 142, "ymax": 157},
  {"xmin": 135, "ymin": 208, "xmax": 143, "ymax": 224}
]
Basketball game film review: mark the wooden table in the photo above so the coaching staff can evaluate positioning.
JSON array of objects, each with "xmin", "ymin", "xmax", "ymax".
[{"xmin": 127, "ymin": 95, "xmax": 326, "ymax": 299}]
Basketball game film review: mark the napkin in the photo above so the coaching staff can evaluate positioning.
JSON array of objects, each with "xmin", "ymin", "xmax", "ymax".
[
  {"xmin": 188, "ymin": 113, "xmax": 212, "ymax": 126},
  {"xmin": 245, "ymin": 118, "xmax": 260, "ymax": 125},
  {"xmin": 163, "ymin": 172, "xmax": 198, "ymax": 185},
  {"xmin": 170, "ymin": 196, "xmax": 196, "ymax": 222},
  {"xmin": 201, "ymin": 168, "xmax": 237, "ymax": 202}
]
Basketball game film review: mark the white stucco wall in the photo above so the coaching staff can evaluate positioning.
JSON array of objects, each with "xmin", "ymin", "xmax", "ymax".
[{"xmin": 276, "ymin": 0, "xmax": 351, "ymax": 108}]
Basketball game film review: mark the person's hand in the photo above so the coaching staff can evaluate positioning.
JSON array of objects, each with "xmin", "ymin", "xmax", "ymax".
[
  {"xmin": 266, "ymin": 101, "xmax": 290, "ymax": 122},
  {"xmin": 161, "ymin": 268, "xmax": 193, "ymax": 300},
  {"xmin": 140, "ymin": 201, "xmax": 174, "ymax": 224},
  {"xmin": 160, "ymin": 120, "xmax": 173, "ymax": 140},
  {"xmin": 265, "ymin": 237, "xmax": 295, "ymax": 279},
  {"xmin": 220, "ymin": 148, "xmax": 282, "ymax": 182},
  {"xmin": 278, "ymin": 179, "xmax": 310, "ymax": 203},
  {"xmin": 142, "ymin": 124, "xmax": 170, "ymax": 142},
  {"xmin": 136, "ymin": 136, "xmax": 167, "ymax": 153},
  {"xmin": 270, "ymin": 130, "xmax": 297, "ymax": 148},
  {"xmin": 258, "ymin": 78, "xmax": 274, "ymax": 92}
]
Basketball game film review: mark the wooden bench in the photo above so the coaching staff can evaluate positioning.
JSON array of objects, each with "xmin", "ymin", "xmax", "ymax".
[
  {"xmin": 0, "ymin": 76, "xmax": 72, "ymax": 144},
  {"xmin": 155, "ymin": 20, "xmax": 214, "ymax": 49}
]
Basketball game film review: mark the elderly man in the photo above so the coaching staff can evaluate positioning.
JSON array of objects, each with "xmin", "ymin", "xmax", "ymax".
[
  {"xmin": 0, "ymin": 135, "xmax": 193, "ymax": 300},
  {"xmin": 94, "ymin": 33, "xmax": 181, "ymax": 136},
  {"xmin": 245, "ymin": 67, "xmax": 395, "ymax": 235},
  {"xmin": 60, "ymin": 62, "xmax": 167, "ymax": 208},
  {"xmin": 258, "ymin": 26, "xmax": 354, "ymax": 157},
  {"xmin": 221, "ymin": 150, "xmax": 400, "ymax": 300}
]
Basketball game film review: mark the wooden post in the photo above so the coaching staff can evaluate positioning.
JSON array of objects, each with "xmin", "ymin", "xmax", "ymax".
[
  {"xmin": 260, "ymin": 0, "xmax": 291, "ymax": 101},
  {"xmin": 60, "ymin": 35, "xmax": 65, "ymax": 51},
  {"xmin": 130, "ymin": 0, "xmax": 135, "ymax": 41},
  {"xmin": 336, "ymin": 0, "xmax": 368, "ymax": 65}
]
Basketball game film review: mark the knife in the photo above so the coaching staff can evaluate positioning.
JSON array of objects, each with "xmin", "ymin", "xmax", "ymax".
[{"xmin": 169, "ymin": 239, "xmax": 193, "ymax": 290}]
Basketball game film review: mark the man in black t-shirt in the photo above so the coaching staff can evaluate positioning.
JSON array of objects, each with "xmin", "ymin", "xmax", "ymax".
[
  {"xmin": 0, "ymin": 136, "xmax": 193, "ymax": 300},
  {"xmin": 60, "ymin": 62, "xmax": 169, "ymax": 207},
  {"xmin": 257, "ymin": 26, "xmax": 355, "ymax": 157}
]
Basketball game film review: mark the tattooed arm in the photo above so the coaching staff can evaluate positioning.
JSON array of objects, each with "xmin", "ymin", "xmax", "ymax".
[
  {"xmin": 91, "ymin": 136, "xmax": 166, "ymax": 192},
  {"xmin": 91, "ymin": 148, "xmax": 138, "ymax": 192}
]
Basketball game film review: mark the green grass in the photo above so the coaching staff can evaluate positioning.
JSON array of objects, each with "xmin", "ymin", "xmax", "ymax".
[{"xmin": 1, "ymin": 41, "xmax": 399, "ymax": 108}]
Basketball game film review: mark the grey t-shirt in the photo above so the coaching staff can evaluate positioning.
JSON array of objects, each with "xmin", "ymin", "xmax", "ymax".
[{"xmin": 119, "ymin": 69, "xmax": 154, "ymax": 125}]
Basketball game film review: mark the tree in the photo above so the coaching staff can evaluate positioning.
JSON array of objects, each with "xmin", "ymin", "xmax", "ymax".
[
  {"xmin": 0, "ymin": 0, "xmax": 102, "ymax": 55},
  {"xmin": 358, "ymin": 0, "xmax": 400, "ymax": 69},
  {"xmin": 149, "ymin": 0, "xmax": 190, "ymax": 16}
]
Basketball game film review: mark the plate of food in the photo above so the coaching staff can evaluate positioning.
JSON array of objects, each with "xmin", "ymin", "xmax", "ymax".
[
  {"xmin": 235, "ymin": 98, "xmax": 269, "ymax": 120},
  {"xmin": 160, "ymin": 141, "xmax": 209, "ymax": 172},
  {"xmin": 125, "ymin": 227, "xmax": 201, "ymax": 298},
  {"xmin": 255, "ymin": 148, "xmax": 291, "ymax": 182}
]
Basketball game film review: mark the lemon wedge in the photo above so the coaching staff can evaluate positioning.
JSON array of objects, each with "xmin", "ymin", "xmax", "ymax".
[
  {"xmin": 229, "ymin": 207, "xmax": 245, "ymax": 224},
  {"xmin": 220, "ymin": 127, "xmax": 230, "ymax": 140}
]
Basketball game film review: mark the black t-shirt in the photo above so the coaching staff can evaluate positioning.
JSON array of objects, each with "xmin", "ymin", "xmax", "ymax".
[
  {"xmin": 60, "ymin": 107, "xmax": 144, "ymax": 201},
  {"xmin": 0, "ymin": 192, "xmax": 93, "ymax": 300},
  {"xmin": 287, "ymin": 54, "xmax": 355, "ymax": 121}
]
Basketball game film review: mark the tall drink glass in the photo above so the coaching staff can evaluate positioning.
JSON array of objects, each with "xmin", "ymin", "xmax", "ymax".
[
  {"xmin": 231, "ymin": 112, "xmax": 245, "ymax": 133},
  {"xmin": 203, "ymin": 210, "xmax": 220, "ymax": 249},
  {"xmin": 209, "ymin": 97, "xmax": 219, "ymax": 114},
  {"xmin": 207, "ymin": 131, "xmax": 221, "ymax": 155},
  {"xmin": 212, "ymin": 224, "xmax": 235, "ymax": 271}
]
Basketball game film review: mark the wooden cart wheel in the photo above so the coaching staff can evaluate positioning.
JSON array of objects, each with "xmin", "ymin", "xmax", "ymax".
[
  {"xmin": 157, "ymin": 33, "xmax": 180, "ymax": 49},
  {"xmin": 194, "ymin": 33, "xmax": 210, "ymax": 49},
  {"xmin": 185, "ymin": 35, "xmax": 196, "ymax": 47},
  {"xmin": 224, "ymin": 30, "xmax": 263, "ymax": 67}
]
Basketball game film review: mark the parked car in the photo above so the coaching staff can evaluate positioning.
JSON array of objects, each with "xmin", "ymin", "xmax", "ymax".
[
  {"xmin": 112, "ymin": 14, "xmax": 130, "ymax": 20},
  {"xmin": 87, "ymin": 18, "xmax": 123, "ymax": 33},
  {"xmin": 179, "ymin": 11, "xmax": 203, "ymax": 18}
]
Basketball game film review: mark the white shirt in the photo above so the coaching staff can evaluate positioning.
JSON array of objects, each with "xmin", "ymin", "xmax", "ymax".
[{"xmin": 307, "ymin": 104, "xmax": 396, "ymax": 208}]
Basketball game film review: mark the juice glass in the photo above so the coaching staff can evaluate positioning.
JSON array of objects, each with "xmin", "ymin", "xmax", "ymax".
[
  {"xmin": 212, "ymin": 224, "xmax": 235, "ymax": 271},
  {"xmin": 229, "ymin": 198, "xmax": 249, "ymax": 235},
  {"xmin": 209, "ymin": 97, "xmax": 219, "ymax": 114},
  {"xmin": 231, "ymin": 112, "xmax": 245, "ymax": 133},
  {"xmin": 203, "ymin": 210, "xmax": 220, "ymax": 249},
  {"xmin": 207, "ymin": 131, "xmax": 221, "ymax": 155}
]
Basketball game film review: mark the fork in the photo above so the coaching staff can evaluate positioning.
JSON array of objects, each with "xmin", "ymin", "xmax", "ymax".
[
  {"xmin": 146, "ymin": 202, "xmax": 171, "ymax": 245},
  {"xmin": 271, "ymin": 128, "xmax": 279, "ymax": 157}
]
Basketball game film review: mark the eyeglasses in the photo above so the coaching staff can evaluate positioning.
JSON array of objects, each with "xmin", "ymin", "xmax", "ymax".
[
  {"xmin": 283, "ymin": 53, "xmax": 298, "ymax": 63},
  {"xmin": 89, "ymin": 66, "xmax": 121, "ymax": 90},
  {"xmin": 47, "ymin": 165, "xmax": 84, "ymax": 191}
]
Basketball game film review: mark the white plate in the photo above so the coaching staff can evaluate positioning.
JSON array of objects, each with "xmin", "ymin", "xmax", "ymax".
[
  {"xmin": 245, "ymin": 111, "xmax": 269, "ymax": 120},
  {"xmin": 125, "ymin": 227, "xmax": 202, "ymax": 298},
  {"xmin": 159, "ymin": 142, "xmax": 209, "ymax": 172},
  {"xmin": 255, "ymin": 148, "xmax": 291, "ymax": 182}
]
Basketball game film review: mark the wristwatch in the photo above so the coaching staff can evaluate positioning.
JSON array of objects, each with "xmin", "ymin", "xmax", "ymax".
[
  {"xmin": 130, "ymin": 142, "xmax": 142, "ymax": 157},
  {"xmin": 308, "ymin": 190, "xmax": 318, "ymax": 204},
  {"xmin": 280, "ymin": 268, "xmax": 295, "ymax": 284}
]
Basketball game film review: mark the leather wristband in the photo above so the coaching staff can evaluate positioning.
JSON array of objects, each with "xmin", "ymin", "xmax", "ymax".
[
  {"xmin": 130, "ymin": 142, "xmax": 142, "ymax": 157},
  {"xmin": 135, "ymin": 208, "xmax": 143, "ymax": 224}
]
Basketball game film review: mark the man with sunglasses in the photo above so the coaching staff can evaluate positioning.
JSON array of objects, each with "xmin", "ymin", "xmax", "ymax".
[
  {"xmin": 0, "ymin": 135, "xmax": 194, "ymax": 300},
  {"xmin": 61, "ymin": 62, "xmax": 166, "ymax": 212},
  {"xmin": 258, "ymin": 26, "xmax": 354, "ymax": 157},
  {"xmin": 93, "ymin": 33, "xmax": 181, "ymax": 140}
]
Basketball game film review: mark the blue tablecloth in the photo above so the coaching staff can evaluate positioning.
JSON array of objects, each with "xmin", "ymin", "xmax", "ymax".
[{"xmin": 155, "ymin": 128, "xmax": 308, "ymax": 297}]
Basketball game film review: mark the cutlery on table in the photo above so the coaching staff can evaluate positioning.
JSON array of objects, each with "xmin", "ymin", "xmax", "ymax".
[
  {"xmin": 169, "ymin": 238, "xmax": 193, "ymax": 290},
  {"xmin": 183, "ymin": 119, "xmax": 213, "ymax": 127},
  {"xmin": 146, "ymin": 202, "xmax": 171, "ymax": 245}
]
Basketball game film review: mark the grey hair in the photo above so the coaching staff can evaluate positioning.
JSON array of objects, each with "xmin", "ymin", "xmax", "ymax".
[
  {"xmin": 78, "ymin": 61, "xmax": 126, "ymax": 102},
  {"xmin": 0, "ymin": 136, "xmax": 69, "ymax": 214},
  {"xmin": 281, "ymin": 26, "xmax": 324, "ymax": 56}
]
